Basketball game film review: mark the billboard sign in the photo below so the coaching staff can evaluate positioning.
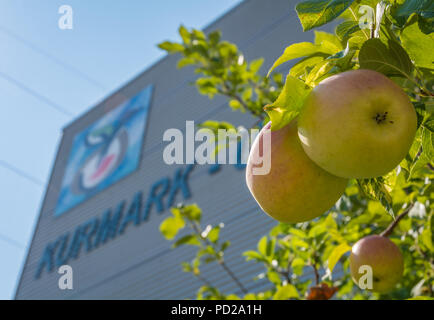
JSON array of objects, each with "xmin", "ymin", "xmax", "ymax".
[{"xmin": 55, "ymin": 85, "xmax": 153, "ymax": 216}]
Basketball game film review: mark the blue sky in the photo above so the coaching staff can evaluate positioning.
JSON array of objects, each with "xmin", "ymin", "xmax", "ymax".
[{"xmin": 0, "ymin": 0, "xmax": 243, "ymax": 300}]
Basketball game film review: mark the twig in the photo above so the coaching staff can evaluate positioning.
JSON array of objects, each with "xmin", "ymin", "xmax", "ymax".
[
  {"xmin": 219, "ymin": 261, "xmax": 248, "ymax": 294},
  {"xmin": 196, "ymin": 273, "xmax": 215, "ymax": 288},
  {"xmin": 219, "ymin": 83, "xmax": 264, "ymax": 119},
  {"xmin": 370, "ymin": 24, "xmax": 375, "ymax": 39},
  {"xmin": 311, "ymin": 263, "xmax": 320, "ymax": 286},
  {"xmin": 275, "ymin": 266, "xmax": 291, "ymax": 285},
  {"xmin": 380, "ymin": 203, "xmax": 415, "ymax": 237},
  {"xmin": 190, "ymin": 221, "xmax": 248, "ymax": 294}
]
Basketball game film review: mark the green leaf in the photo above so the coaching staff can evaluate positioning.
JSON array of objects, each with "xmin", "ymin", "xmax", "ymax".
[
  {"xmin": 357, "ymin": 177, "xmax": 394, "ymax": 217},
  {"xmin": 295, "ymin": 0, "xmax": 356, "ymax": 31},
  {"xmin": 266, "ymin": 238, "xmax": 276, "ymax": 257},
  {"xmin": 199, "ymin": 120, "xmax": 235, "ymax": 132},
  {"xmin": 180, "ymin": 204, "xmax": 202, "ymax": 222},
  {"xmin": 391, "ymin": 0, "xmax": 434, "ymax": 34},
  {"xmin": 291, "ymin": 257, "xmax": 305, "ymax": 275},
  {"xmin": 264, "ymin": 74, "xmax": 311, "ymax": 130},
  {"xmin": 220, "ymin": 241, "xmax": 230, "ymax": 252},
  {"xmin": 401, "ymin": 20, "xmax": 434, "ymax": 69},
  {"xmin": 267, "ymin": 42, "xmax": 332, "ymax": 76},
  {"xmin": 208, "ymin": 30, "xmax": 221, "ymax": 46},
  {"xmin": 181, "ymin": 262, "xmax": 193, "ymax": 273},
  {"xmin": 199, "ymin": 245, "xmax": 217, "ymax": 258},
  {"xmin": 249, "ymin": 58, "xmax": 264, "ymax": 73},
  {"xmin": 203, "ymin": 256, "xmax": 217, "ymax": 264},
  {"xmin": 288, "ymin": 228, "xmax": 307, "ymax": 238},
  {"xmin": 410, "ymin": 127, "xmax": 434, "ymax": 176},
  {"xmin": 267, "ymin": 271, "xmax": 282, "ymax": 285},
  {"xmin": 179, "ymin": 25, "xmax": 191, "ymax": 44},
  {"xmin": 335, "ymin": 20, "xmax": 361, "ymax": 42},
  {"xmin": 305, "ymin": 59, "xmax": 335, "ymax": 86},
  {"xmin": 348, "ymin": 35, "xmax": 368, "ymax": 49},
  {"xmin": 289, "ymin": 55, "xmax": 326, "ymax": 78},
  {"xmin": 328, "ymin": 243, "xmax": 351, "ymax": 274},
  {"xmin": 242, "ymin": 87, "xmax": 253, "ymax": 101},
  {"xmin": 243, "ymin": 250, "xmax": 265, "ymax": 261},
  {"xmin": 425, "ymin": 120, "xmax": 434, "ymax": 133},
  {"xmin": 177, "ymin": 57, "xmax": 195, "ymax": 68},
  {"xmin": 422, "ymin": 126, "xmax": 434, "ymax": 159},
  {"xmin": 273, "ymin": 284, "xmax": 299, "ymax": 300},
  {"xmin": 192, "ymin": 29, "xmax": 206, "ymax": 40},
  {"xmin": 324, "ymin": 214, "xmax": 338, "ymax": 230},
  {"xmin": 418, "ymin": 16, "xmax": 434, "ymax": 35},
  {"xmin": 420, "ymin": 227, "xmax": 433, "ymax": 252},
  {"xmin": 314, "ymin": 31, "xmax": 343, "ymax": 52},
  {"xmin": 359, "ymin": 38, "xmax": 414, "ymax": 80},
  {"xmin": 207, "ymin": 226, "xmax": 220, "ymax": 243},
  {"xmin": 408, "ymin": 296, "xmax": 434, "ymax": 300},
  {"xmin": 257, "ymin": 236, "xmax": 268, "ymax": 256},
  {"xmin": 290, "ymin": 237, "xmax": 310, "ymax": 250},
  {"xmin": 173, "ymin": 234, "xmax": 200, "ymax": 248},
  {"xmin": 158, "ymin": 41, "xmax": 185, "ymax": 53},
  {"xmin": 192, "ymin": 257, "xmax": 201, "ymax": 274},
  {"xmin": 229, "ymin": 99, "xmax": 243, "ymax": 111},
  {"xmin": 308, "ymin": 224, "xmax": 327, "ymax": 238},
  {"xmin": 414, "ymin": 102, "xmax": 428, "ymax": 129},
  {"xmin": 196, "ymin": 77, "xmax": 221, "ymax": 98},
  {"xmin": 159, "ymin": 215, "xmax": 185, "ymax": 240},
  {"xmin": 218, "ymin": 41, "xmax": 238, "ymax": 58}
]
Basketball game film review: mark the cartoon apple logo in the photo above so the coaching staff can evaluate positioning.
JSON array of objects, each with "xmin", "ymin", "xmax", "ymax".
[{"xmin": 71, "ymin": 108, "xmax": 141, "ymax": 195}]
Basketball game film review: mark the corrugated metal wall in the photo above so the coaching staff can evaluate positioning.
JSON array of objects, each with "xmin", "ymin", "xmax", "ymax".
[{"xmin": 15, "ymin": 0, "xmax": 334, "ymax": 299}]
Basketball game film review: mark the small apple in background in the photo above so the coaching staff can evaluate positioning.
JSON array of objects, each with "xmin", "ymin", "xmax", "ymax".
[
  {"xmin": 246, "ymin": 120, "xmax": 348, "ymax": 223},
  {"xmin": 350, "ymin": 235, "xmax": 404, "ymax": 293},
  {"xmin": 297, "ymin": 69, "xmax": 417, "ymax": 179}
]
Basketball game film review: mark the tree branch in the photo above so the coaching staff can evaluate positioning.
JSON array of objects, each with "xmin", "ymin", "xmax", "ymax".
[
  {"xmin": 380, "ymin": 203, "xmax": 415, "ymax": 237},
  {"xmin": 190, "ymin": 221, "xmax": 248, "ymax": 294},
  {"xmin": 195, "ymin": 273, "xmax": 215, "ymax": 288},
  {"xmin": 311, "ymin": 263, "xmax": 320, "ymax": 286},
  {"xmin": 219, "ymin": 261, "xmax": 248, "ymax": 294}
]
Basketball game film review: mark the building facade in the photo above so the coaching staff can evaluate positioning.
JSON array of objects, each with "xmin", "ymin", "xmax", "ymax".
[{"xmin": 15, "ymin": 0, "xmax": 330, "ymax": 299}]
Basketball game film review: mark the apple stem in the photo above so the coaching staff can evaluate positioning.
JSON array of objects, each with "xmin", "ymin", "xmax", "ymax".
[
  {"xmin": 380, "ymin": 203, "xmax": 415, "ymax": 237},
  {"xmin": 310, "ymin": 254, "xmax": 320, "ymax": 286}
]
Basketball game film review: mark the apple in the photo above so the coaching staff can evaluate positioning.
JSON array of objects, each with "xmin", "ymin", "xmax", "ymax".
[
  {"xmin": 246, "ymin": 120, "xmax": 348, "ymax": 223},
  {"xmin": 350, "ymin": 235, "xmax": 404, "ymax": 293},
  {"xmin": 297, "ymin": 69, "xmax": 417, "ymax": 179}
]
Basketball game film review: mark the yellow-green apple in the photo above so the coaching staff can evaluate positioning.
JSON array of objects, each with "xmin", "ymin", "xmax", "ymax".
[
  {"xmin": 297, "ymin": 69, "xmax": 417, "ymax": 179},
  {"xmin": 350, "ymin": 235, "xmax": 404, "ymax": 293},
  {"xmin": 246, "ymin": 120, "xmax": 348, "ymax": 223}
]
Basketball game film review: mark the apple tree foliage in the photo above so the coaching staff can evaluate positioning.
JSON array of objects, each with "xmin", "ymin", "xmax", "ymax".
[{"xmin": 158, "ymin": 0, "xmax": 433, "ymax": 300}]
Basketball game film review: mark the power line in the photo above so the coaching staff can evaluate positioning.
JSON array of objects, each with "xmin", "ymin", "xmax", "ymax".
[
  {"xmin": 0, "ymin": 25, "xmax": 107, "ymax": 91},
  {"xmin": 0, "ymin": 27, "xmax": 105, "ymax": 254},
  {"xmin": 0, "ymin": 233, "xmax": 25, "ymax": 250},
  {"xmin": 0, "ymin": 159, "xmax": 44, "ymax": 187},
  {"xmin": 0, "ymin": 71, "xmax": 74, "ymax": 117},
  {"xmin": 0, "ymin": 159, "xmax": 41, "ymax": 251}
]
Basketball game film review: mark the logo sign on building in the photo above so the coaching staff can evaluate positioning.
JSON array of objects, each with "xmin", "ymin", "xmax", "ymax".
[{"xmin": 55, "ymin": 85, "xmax": 153, "ymax": 216}]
